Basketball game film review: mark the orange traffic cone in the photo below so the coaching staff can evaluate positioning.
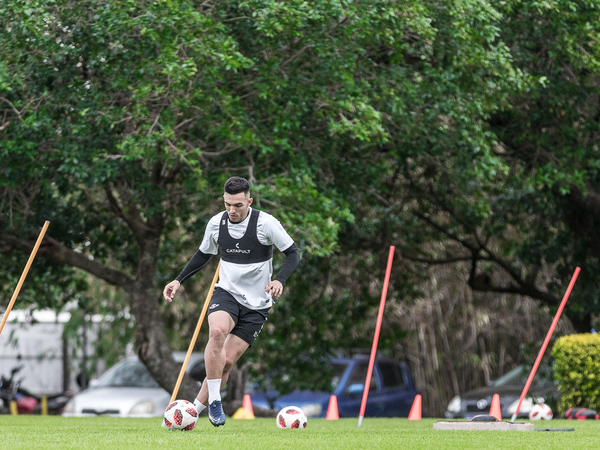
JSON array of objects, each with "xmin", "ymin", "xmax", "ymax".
[
  {"xmin": 242, "ymin": 394, "xmax": 254, "ymax": 417},
  {"xmin": 231, "ymin": 407, "xmax": 254, "ymax": 419},
  {"xmin": 408, "ymin": 394, "xmax": 422, "ymax": 420},
  {"xmin": 489, "ymin": 394, "xmax": 501, "ymax": 420},
  {"xmin": 326, "ymin": 395, "xmax": 339, "ymax": 420}
]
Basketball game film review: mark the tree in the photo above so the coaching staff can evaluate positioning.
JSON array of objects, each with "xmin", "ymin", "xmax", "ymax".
[
  {"xmin": 488, "ymin": 0, "xmax": 600, "ymax": 330},
  {"xmin": 4, "ymin": 0, "xmax": 596, "ymax": 410},
  {"xmin": 210, "ymin": 0, "xmax": 533, "ymax": 393},
  {"xmin": 0, "ymin": 0, "xmax": 373, "ymax": 400},
  {"xmin": 382, "ymin": 0, "xmax": 600, "ymax": 332}
]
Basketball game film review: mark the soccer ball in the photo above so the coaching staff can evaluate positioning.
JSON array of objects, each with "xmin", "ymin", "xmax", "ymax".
[
  {"xmin": 529, "ymin": 403, "xmax": 553, "ymax": 421},
  {"xmin": 276, "ymin": 406, "xmax": 308, "ymax": 429},
  {"xmin": 164, "ymin": 399, "xmax": 198, "ymax": 431}
]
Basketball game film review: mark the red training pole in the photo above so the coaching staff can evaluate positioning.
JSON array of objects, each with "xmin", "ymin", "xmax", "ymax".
[
  {"xmin": 358, "ymin": 245, "xmax": 395, "ymax": 428},
  {"xmin": 509, "ymin": 266, "xmax": 581, "ymax": 422}
]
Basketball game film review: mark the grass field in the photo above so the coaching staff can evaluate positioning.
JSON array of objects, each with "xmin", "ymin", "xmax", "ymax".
[{"xmin": 1, "ymin": 416, "xmax": 599, "ymax": 449}]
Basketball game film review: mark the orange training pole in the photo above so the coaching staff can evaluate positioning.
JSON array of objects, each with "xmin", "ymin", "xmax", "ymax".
[
  {"xmin": 0, "ymin": 221, "xmax": 50, "ymax": 336},
  {"xmin": 170, "ymin": 260, "xmax": 221, "ymax": 403},
  {"xmin": 358, "ymin": 246, "xmax": 395, "ymax": 427},
  {"xmin": 509, "ymin": 266, "xmax": 581, "ymax": 422}
]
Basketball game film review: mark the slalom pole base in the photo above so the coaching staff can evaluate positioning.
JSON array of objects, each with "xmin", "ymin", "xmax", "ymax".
[{"xmin": 357, "ymin": 416, "xmax": 364, "ymax": 428}]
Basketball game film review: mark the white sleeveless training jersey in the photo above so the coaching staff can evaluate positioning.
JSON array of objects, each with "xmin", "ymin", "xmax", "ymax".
[{"xmin": 199, "ymin": 208, "xmax": 294, "ymax": 310}]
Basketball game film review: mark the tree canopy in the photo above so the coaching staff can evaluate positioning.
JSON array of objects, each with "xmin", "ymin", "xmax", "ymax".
[{"xmin": 2, "ymin": 0, "xmax": 600, "ymax": 406}]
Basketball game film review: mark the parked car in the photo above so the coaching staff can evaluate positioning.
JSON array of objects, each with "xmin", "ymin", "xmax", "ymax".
[
  {"xmin": 62, "ymin": 352, "xmax": 205, "ymax": 417},
  {"xmin": 249, "ymin": 356, "xmax": 419, "ymax": 418},
  {"xmin": 444, "ymin": 364, "xmax": 559, "ymax": 419}
]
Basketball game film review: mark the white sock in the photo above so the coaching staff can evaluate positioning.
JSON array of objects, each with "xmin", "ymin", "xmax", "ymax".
[
  {"xmin": 207, "ymin": 379, "xmax": 222, "ymax": 403},
  {"xmin": 193, "ymin": 398, "xmax": 206, "ymax": 414}
]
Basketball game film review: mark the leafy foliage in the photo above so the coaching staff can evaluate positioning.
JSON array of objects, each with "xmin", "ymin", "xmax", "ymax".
[
  {"xmin": 553, "ymin": 333, "xmax": 600, "ymax": 413},
  {"xmin": 2, "ymin": 0, "xmax": 600, "ymax": 405}
]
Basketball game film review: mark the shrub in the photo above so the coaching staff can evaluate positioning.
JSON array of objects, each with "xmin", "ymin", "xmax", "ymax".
[{"xmin": 552, "ymin": 333, "xmax": 600, "ymax": 413}]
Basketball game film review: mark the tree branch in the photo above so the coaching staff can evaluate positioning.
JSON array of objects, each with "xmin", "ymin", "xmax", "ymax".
[
  {"xmin": 104, "ymin": 186, "xmax": 154, "ymax": 242},
  {"xmin": 400, "ymin": 253, "xmax": 477, "ymax": 265},
  {"xmin": 419, "ymin": 185, "xmax": 529, "ymax": 287},
  {"xmin": 467, "ymin": 275, "xmax": 560, "ymax": 306},
  {"xmin": 161, "ymin": 162, "xmax": 181, "ymax": 187},
  {"xmin": 414, "ymin": 211, "xmax": 479, "ymax": 252},
  {"xmin": 0, "ymin": 232, "xmax": 134, "ymax": 287},
  {"xmin": 150, "ymin": 160, "xmax": 162, "ymax": 186},
  {"xmin": 410, "ymin": 185, "xmax": 558, "ymax": 306},
  {"xmin": 0, "ymin": 97, "xmax": 22, "ymax": 121},
  {"xmin": 223, "ymin": 16, "xmax": 251, "ymax": 22},
  {"xmin": 280, "ymin": 43, "xmax": 313, "ymax": 71}
]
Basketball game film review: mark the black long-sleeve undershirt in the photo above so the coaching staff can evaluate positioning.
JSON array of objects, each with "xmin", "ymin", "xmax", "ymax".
[
  {"xmin": 273, "ymin": 243, "xmax": 300, "ymax": 284},
  {"xmin": 175, "ymin": 250, "xmax": 213, "ymax": 284},
  {"xmin": 175, "ymin": 243, "xmax": 300, "ymax": 285}
]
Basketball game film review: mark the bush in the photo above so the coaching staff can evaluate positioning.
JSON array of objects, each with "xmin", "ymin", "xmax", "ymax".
[{"xmin": 553, "ymin": 333, "xmax": 600, "ymax": 413}]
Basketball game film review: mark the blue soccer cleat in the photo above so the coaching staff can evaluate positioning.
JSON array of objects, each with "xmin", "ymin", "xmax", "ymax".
[{"xmin": 208, "ymin": 400, "xmax": 226, "ymax": 427}]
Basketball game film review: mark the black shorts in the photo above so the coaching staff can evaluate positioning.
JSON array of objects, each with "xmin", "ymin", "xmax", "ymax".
[{"xmin": 207, "ymin": 287, "xmax": 269, "ymax": 345}]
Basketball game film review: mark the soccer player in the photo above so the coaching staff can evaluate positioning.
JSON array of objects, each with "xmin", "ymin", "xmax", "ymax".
[{"xmin": 163, "ymin": 176, "xmax": 300, "ymax": 427}]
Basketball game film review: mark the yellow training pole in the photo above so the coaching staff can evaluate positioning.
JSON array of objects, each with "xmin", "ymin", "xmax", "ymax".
[
  {"xmin": 169, "ymin": 260, "xmax": 221, "ymax": 403},
  {"xmin": 41, "ymin": 396, "xmax": 48, "ymax": 415},
  {"xmin": 0, "ymin": 221, "xmax": 50, "ymax": 336}
]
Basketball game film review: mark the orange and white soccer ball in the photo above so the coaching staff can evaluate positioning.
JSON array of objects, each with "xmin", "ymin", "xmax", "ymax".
[
  {"xmin": 276, "ymin": 406, "xmax": 308, "ymax": 429},
  {"xmin": 164, "ymin": 399, "xmax": 198, "ymax": 431},
  {"xmin": 529, "ymin": 403, "xmax": 553, "ymax": 420}
]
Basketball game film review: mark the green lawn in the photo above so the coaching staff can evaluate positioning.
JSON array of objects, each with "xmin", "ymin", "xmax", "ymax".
[{"xmin": 1, "ymin": 416, "xmax": 599, "ymax": 449}]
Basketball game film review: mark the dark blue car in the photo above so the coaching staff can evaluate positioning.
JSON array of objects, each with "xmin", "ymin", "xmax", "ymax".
[{"xmin": 249, "ymin": 356, "xmax": 419, "ymax": 418}]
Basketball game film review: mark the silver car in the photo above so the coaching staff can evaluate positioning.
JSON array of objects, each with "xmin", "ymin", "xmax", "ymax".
[{"xmin": 62, "ymin": 353, "xmax": 205, "ymax": 417}]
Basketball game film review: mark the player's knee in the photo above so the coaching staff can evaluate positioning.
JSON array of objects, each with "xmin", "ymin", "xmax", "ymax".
[
  {"xmin": 223, "ymin": 358, "xmax": 235, "ymax": 373},
  {"xmin": 208, "ymin": 326, "xmax": 228, "ymax": 343}
]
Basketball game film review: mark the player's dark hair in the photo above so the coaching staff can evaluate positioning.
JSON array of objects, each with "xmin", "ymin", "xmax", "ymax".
[{"xmin": 224, "ymin": 176, "xmax": 250, "ymax": 196}]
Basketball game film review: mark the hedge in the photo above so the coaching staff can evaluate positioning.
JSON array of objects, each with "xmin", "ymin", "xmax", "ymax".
[{"xmin": 553, "ymin": 333, "xmax": 600, "ymax": 413}]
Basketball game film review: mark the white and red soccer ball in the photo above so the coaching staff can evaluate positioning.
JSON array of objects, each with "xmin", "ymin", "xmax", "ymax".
[
  {"xmin": 276, "ymin": 406, "xmax": 308, "ymax": 429},
  {"xmin": 529, "ymin": 403, "xmax": 553, "ymax": 421},
  {"xmin": 164, "ymin": 399, "xmax": 198, "ymax": 431}
]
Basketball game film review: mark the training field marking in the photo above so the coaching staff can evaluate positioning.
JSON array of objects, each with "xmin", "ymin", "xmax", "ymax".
[{"xmin": 433, "ymin": 420, "xmax": 534, "ymax": 431}]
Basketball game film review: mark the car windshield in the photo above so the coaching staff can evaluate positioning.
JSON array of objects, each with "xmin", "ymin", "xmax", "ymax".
[
  {"xmin": 249, "ymin": 362, "xmax": 349, "ymax": 393},
  {"xmin": 492, "ymin": 364, "xmax": 554, "ymax": 387},
  {"xmin": 331, "ymin": 363, "xmax": 348, "ymax": 389},
  {"xmin": 96, "ymin": 360, "xmax": 160, "ymax": 388}
]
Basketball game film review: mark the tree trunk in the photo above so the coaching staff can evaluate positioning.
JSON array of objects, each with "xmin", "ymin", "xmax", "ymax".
[
  {"xmin": 20, "ymin": 221, "xmax": 202, "ymax": 402},
  {"xmin": 127, "ymin": 286, "xmax": 200, "ymax": 401},
  {"xmin": 566, "ymin": 312, "xmax": 592, "ymax": 334},
  {"xmin": 226, "ymin": 362, "xmax": 250, "ymax": 404},
  {"xmin": 222, "ymin": 362, "xmax": 276, "ymax": 417},
  {"xmin": 130, "ymin": 230, "xmax": 200, "ymax": 401}
]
